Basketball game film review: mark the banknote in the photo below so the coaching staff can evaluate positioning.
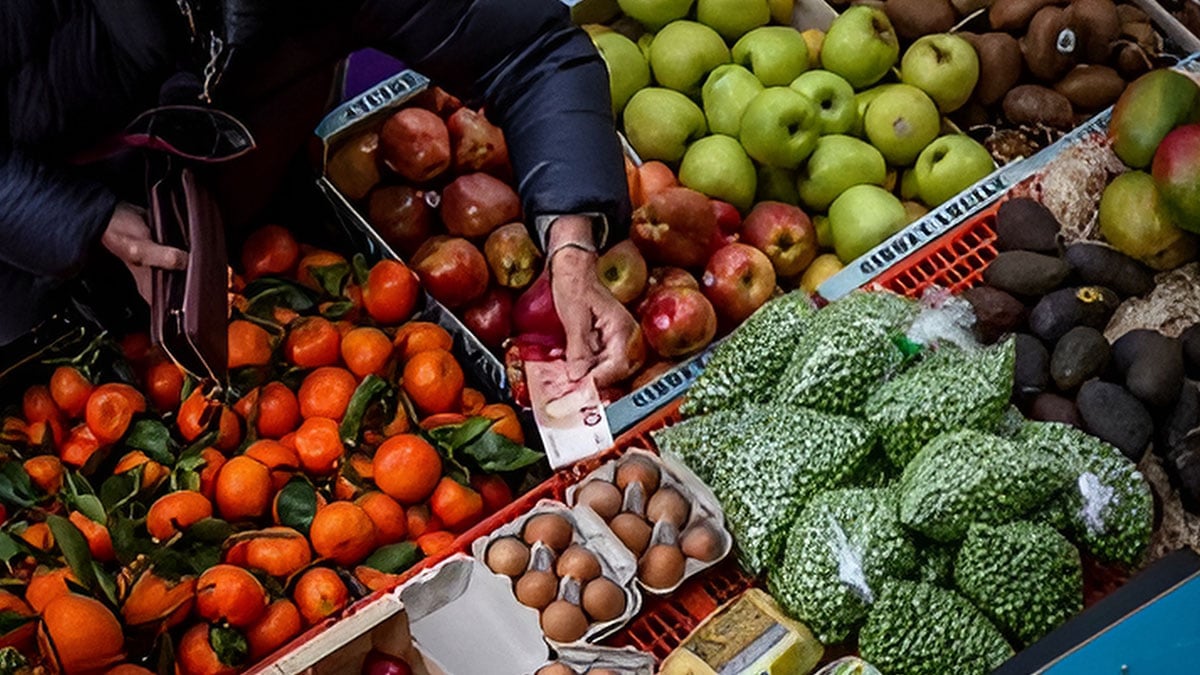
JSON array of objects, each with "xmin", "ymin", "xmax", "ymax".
[{"xmin": 525, "ymin": 360, "xmax": 614, "ymax": 468}]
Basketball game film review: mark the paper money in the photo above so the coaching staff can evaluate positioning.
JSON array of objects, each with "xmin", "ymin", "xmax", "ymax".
[{"xmin": 525, "ymin": 360, "xmax": 614, "ymax": 469}]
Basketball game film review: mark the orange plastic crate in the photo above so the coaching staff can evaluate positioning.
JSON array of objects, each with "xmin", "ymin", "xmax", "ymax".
[{"xmin": 871, "ymin": 202, "xmax": 1001, "ymax": 298}]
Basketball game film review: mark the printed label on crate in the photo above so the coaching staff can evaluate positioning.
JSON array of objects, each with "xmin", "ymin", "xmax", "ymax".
[
  {"xmin": 606, "ymin": 346, "xmax": 716, "ymax": 436},
  {"xmin": 526, "ymin": 360, "xmax": 614, "ymax": 468}
]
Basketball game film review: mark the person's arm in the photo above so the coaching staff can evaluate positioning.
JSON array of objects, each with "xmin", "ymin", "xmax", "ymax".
[{"xmin": 355, "ymin": 0, "xmax": 640, "ymax": 385}]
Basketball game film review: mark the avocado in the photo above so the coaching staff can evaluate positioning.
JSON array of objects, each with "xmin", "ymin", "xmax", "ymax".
[
  {"xmin": 983, "ymin": 251, "xmax": 1071, "ymax": 297},
  {"xmin": 1063, "ymin": 242, "xmax": 1154, "ymax": 298},
  {"xmin": 995, "ymin": 197, "xmax": 1061, "ymax": 253},
  {"xmin": 1077, "ymin": 380, "xmax": 1154, "ymax": 460},
  {"xmin": 1028, "ymin": 286, "xmax": 1119, "ymax": 342},
  {"xmin": 1051, "ymin": 327, "xmax": 1111, "ymax": 392}
]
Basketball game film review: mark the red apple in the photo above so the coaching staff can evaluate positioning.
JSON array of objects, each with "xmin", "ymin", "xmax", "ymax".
[
  {"xmin": 410, "ymin": 86, "xmax": 463, "ymax": 118},
  {"xmin": 448, "ymin": 107, "xmax": 511, "ymax": 179},
  {"xmin": 740, "ymin": 201, "xmax": 818, "ymax": 278},
  {"xmin": 1152, "ymin": 123, "xmax": 1200, "ymax": 231},
  {"xmin": 462, "ymin": 288, "xmax": 513, "ymax": 349},
  {"xmin": 631, "ymin": 187, "xmax": 719, "ymax": 269},
  {"xmin": 379, "ymin": 108, "xmax": 451, "ymax": 183},
  {"xmin": 411, "ymin": 236, "xmax": 489, "ymax": 308},
  {"xmin": 367, "ymin": 186, "xmax": 435, "ymax": 257},
  {"xmin": 441, "ymin": 172, "xmax": 521, "ymax": 239},
  {"xmin": 326, "ymin": 131, "xmax": 381, "ymax": 200},
  {"xmin": 646, "ymin": 267, "xmax": 699, "ymax": 294},
  {"xmin": 596, "ymin": 240, "xmax": 649, "ymax": 304},
  {"xmin": 711, "ymin": 200, "xmax": 742, "ymax": 237},
  {"xmin": 513, "ymin": 274, "xmax": 566, "ymax": 340},
  {"xmin": 639, "ymin": 287, "xmax": 718, "ymax": 358},
  {"xmin": 701, "ymin": 243, "xmax": 777, "ymax": 325},
  {"xmin": 484, "ymin": 223, "xmax": 541, "ymax": 289}
]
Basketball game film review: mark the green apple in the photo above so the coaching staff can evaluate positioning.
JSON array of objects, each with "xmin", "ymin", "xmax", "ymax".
[
  {"xmin": 638, "ymin": 33, "xmax": 654, "ymax": 60},
  {"xmin": 739, "ymin": 87, "xmax": 821, "ymax": 169},
  {"xmin": 617, "ymin": 0, "xmax": 695, "ymax": 31},
  {"xmin": 899, "ymin": 168, "xmax": 920, "ymax": 200},
  {"xmin": 900, "ymin": 34, "xmax": 980, "ymax": 113},
  {"xmin": 1100, "ymin": 171, "xmax": 1198, "ymax": 270},
  {"xmin": 801, "ymin": 29, "xmax": 824, "ymax": 68},
  {"xmin": 769, "ymin": 0, "xmax": 795, "ymax": 24},
  {"xmin": 679, "ymin": 135, "xmax": 758, "ymax": 212},
  {"xmin": 623, "ymin": 88, "xmax": 707, "ymax": 163},
  {"xmin": 789, "ymin": 70, "xmax": 857, "ymax": 135},
  {"xmin": 863, "ymin": 84, "xmax": 941, "ymax": 166},
  {"xmin": 696, "ymin": 0, "xmax": 771, "ymax": 41},
  {"xmin": 813, "ymin": 214, "xmax": 832, "ymax": 248},
  {"xmin": 797, "ymin": 134, "xmax": 887, "ymax": 211},
  {"xmin": 912, "ymin": 135, "xmax": 995, "ymax": 206},
  {"xmin": 821, "ymin": 6, "xmax": 900, "ymax": 89},
  {"xmin": 649, "ymin": 21, "xmax": 731, "ymax": 97},
  {"xmin": 592, "ymin": 31, "xmax": 652, "ymax": 116},
  {"xmin": 757, "ymin": 165, "xmax": 800, "ymax": 204},
  {"xmin": 829, "ymin": 184, "xmax": 908, "ymax": 263},
  {"xmin": 732, "ymin": 27, "xmax": 810, "ymax": 87},
  {"xmin": 850, "ymin": 84, "xmax": 897, "ymax": 137},
  {"xmin": 701, "ymin": 65, "xmax": 765, "ymax": 137}
]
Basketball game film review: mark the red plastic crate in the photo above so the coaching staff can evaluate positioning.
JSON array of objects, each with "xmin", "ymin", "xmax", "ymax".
[{"xmin": 871, "ymin": 202, "xmax": 1001, "ymax": 298}]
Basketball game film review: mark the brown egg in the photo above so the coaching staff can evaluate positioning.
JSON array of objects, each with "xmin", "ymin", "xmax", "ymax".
[
  {"xmin": 541, "ymin": 600, "xmax": 589, "ymax": 643},
  {"xmin": 609, "ymin": 513, "xmax": 652, "ymax": 557},
  {"xmin": 536, "ymin": 665, "xmax": 577, "ymax": 675},
  {"xmin": 556, "ymin": 545, "xmax": 601, "ymax": 582},
  {"xmin": 582, "ymin": 577, "xmax": 627, "ymax": 622},
  {"xmin": 515, "ymin": 570, "xmax": 559, "ymax": 610},
  {"xmin": 484, "ymin": 536, "xmax": 530, "ymax": 577},
  {"xmin": 646, "ymin": 487, "xmax": 691, "ymax": 529},
  {"xmin": 639, "ymin": 544, "xmax": 686, "ymax": 589},
  {"xmin": 523, "ymin": 513, "xmax": 574, "ymax": 552},
  {"xmin": 615, "ymin": 456, "xmax": 661, "ymax": 496},
  {"xmin": 681, "ymin": 523, "xmax": 724, "ymax": 562},
  {"xmin": 586, "ymin": 670, "xmax": 620, "ymax": 675},
  {"xmin": 575, "ymin": 480, "xmax": 622, "ymax": 521}
]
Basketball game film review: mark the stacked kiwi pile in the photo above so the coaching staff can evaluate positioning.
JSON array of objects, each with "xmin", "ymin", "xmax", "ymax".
[
  {"xmin": 485, "ymin": 512, "xmax": 631, "ymax": 644},
  {"xmin": 574, "ymin": 455, "xmax": 726, "ymax": 592},
  {"xmin": 874, "ymin": 0, "xmax": 1169, "ymax": 160},
  {"xmin": 962, "ymin": 197, "xmax": 1200, "ymax": 507}
]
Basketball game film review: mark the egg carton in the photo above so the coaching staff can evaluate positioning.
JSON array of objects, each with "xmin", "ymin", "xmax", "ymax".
[
  {"xmin": 564, "ymin": 448, "xmax": 733, "ymax": 595},
  {"xmin": 533, "ymin": 645, "xmax": 656, "ymax": 675},
  {"xmin": 471, "ymin": 500, "xmax": 644, "ymax": 645}
]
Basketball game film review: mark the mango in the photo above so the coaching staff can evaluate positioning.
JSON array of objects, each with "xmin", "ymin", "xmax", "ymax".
[
  {"xmin": 1109, "ymin": 69, "xmax": 1200, "ymax": 169},
  {"xmin": 1152, "ymin": 123, "xmax": 1200, "ymax": 233},
  {"xmin": 1098, "ymin": 171, "xmax": 1197, "ymax": 270}
]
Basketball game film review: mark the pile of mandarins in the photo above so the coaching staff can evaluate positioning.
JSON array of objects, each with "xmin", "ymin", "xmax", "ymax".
[{"xmin": 0, "ymin": 225, "xmax": 540, "ymax": 674}]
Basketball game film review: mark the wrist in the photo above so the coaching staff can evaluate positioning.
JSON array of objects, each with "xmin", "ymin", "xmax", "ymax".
[{"xmin": 547, "ymin": 215, "xmax": 595, "ymax": 251}]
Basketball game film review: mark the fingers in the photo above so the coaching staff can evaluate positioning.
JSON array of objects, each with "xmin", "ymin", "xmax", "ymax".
[
  {"xmin": 589, "ymin": 305, "xmax": 641, "ymax": 388},
  {"xmin": 132, "ymin": 241, "xmax": 189, "ymax": 270},
  {"xmin": 102, "ymin": 203, "xmax": 189, "ymax": 270}
]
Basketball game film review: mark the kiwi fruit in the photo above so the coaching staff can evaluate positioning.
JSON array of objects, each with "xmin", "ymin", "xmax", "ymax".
[
  {"xmin": 962, "ymin": 32, "xmax": 1023, "ymax": 106},
  {"xmin": 574, "ymin": 481, "xmax": 622, "ymax": 521},
  {"xmin": 885, "ymin": 0, "xmax": 956, "ymax": 40},
  {"xmin": 609, "ymin": 512, "xmax": 652, "ymax": 556},
  {"xmin": 646, "ymin": 487, "xmax": 691, "ymax": 529},
  {"xmin": 523, "ymin": 513, "xmax": 574, "ymax": 552},
  {"xmin": 1022, "ymin": 6, "xmax": 1076, "ymax": 82},
  {"xmin": 485, "ymin": 536, "xmax": 530, "ymax": 578},
  {"xmin": 638, "ymin": 544, "xmax": 687, "ymax": 589},
  {"xmin": 1055, "ymin": 64, "xmax": 1125, "ymax": 111},
  {"xmin": 615, "ymin": 456, "xmax": 661, "ymax": 496},
  {"xmin": 680, "ymin": 523, "xmax": 724, "ymax": 562},
  {"xmin": 556, "ymin": 545, "xmax": 602, "ymax": 582},
  {"xmin": 541, "ymin": 600, "xmax": 589, "ymax": 643},
  {"xmin": 1113, "ymin": 42, "xmax": 1152, "ymax": 79},
  {"xmin": 990, "ymin": 0, "xmax": 1065, "ymax": 31},
  {"xmin": 1003, "ymin": 84, "xmax": 1074, "ymax": 129},
  {"xmin": 582, "ymin": 577, "xmax": 627, "ymax": 622},
  {"xmin": 516, "ymin": 570, "xmax": 559, "ymax": 610},
  {"xmin": 1061, "ymin": 0, "xmax": 1120, "ymax": 63},
  {"xmin": 1116, "ymin": 4, "xmax": 1147, "ymax": 24}
]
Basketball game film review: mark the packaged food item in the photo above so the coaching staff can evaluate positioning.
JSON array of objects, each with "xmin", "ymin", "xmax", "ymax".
[{"xmin": 659, "ymin": 589, "xmax": 824, "ymax": 675}]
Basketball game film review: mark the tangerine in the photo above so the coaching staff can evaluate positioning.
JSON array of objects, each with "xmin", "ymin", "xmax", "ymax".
[
  {"xmin": 256, "ymin": 382, "xmax": 300, "ymax": 439},
  {"xmin": 296, "ymin": 250, "xmax": 347, "ymax": 291},
  {"xmin": 195, "ymin": 564, "xmax": 268, "ymax": 628},
  {"xmin": 19, "ymin": 522, "xmax": 53, "ymax": 551},
  {"xmin": 176, "ymin": 623, "xmax": 239, "ymax": 675},
  {"xmin": 471, "ymin": 474, "xmax": 514, "ymax": 515},
  {"xmin": 293, "ymin": 418, "xmax": 345, "ymax": 476},
  {"xmin": 297, "ymin": 367, "xmax": 356, "ymax": 421},
  {"xmin": 227, "ymin": 320, "xmax": 274, "ymax": 369},
  {"xmin": 356, "ymin": 492, "xmax": 408, "ymax": 545},
  {"xmin": 214, "ymin": 456, "xmax": 272, "ymax": 522},
  {"xmin": 85, "ymin": 383, "xmax": 144, "ymax": 444},
  {"xmin": 22, "ymin": 385, "xmax": 61, "ymax": 424},
  {"xmin": 146, "ymin": 491, "xmax": 213, "ymax": 541},
  {"xmin": 285, "ymin": 316, "xmax": 341, "ymax": 369},
  {"xmin": 25, "ymin": 567, "xmax": 77, "ymax": 613},
  {"xmin": 392, "ymin": 322, "xmax": 452, "ymax": 361},
  {"xmin": 308, "ymin": 502, "xmax": 376, "ymax": 566},
  {"xmin": 242, "ymin": 527, "xmax": 313, "ymax": 578},
  {"xmin": 406, "ymin": 504, "xmax": 442, "ymax": 539},
  {"xmin": 120, "ymin": 569, "xmax": 196, "ymax": 629},
  {"xmin": 178, "ymin": 389, "xmax": 217, "ymax": 441},
  {"xmin": 241, "ymin": 224, "xmax": 300, "ymax": 281},
  {"xmin": 461, "ymin": 388, "xmax": 486, "ymax": 415},
  {"xmin": 245, "ymin": 439, "xmax": 301, "ymax": 490},
  {"xmin": 416, "ymin": 531, "xmax": 456, "ymax": 557},
  {"xmin": 49, "ymin": 367, "xmax": 93, "ymax": 419},
  {"xmin": 38, "ymin": 593, "xmax": 125, "ymax": 674},
  {"xmin": 292, "ymin": 567, "xmax": 349, "ymax": 626},
  {"xmin": 58, "ymin": 423, "xmax": 103, "ymax": 468},
  {"xmin": 246, "ymin": 599, "xmax": 302, "ymax": 661},
  {"xmin": 113, "ymin": 450, "xmax": 169, "ymax": 489},
  {"xmin": 429, "ymin": 477, "xmax": 484, "ymax": 531},
  {"xmin": 215, "ymin": 406, "xmax": 243, "ymax": 452},
  {"xmin": 363, "ymin": 260, "xmax": 419, "ymax": 325},
  {"xmin": 68, "ymin": 510, "xmax": 114, "ymax": 562},
  {"xmin": 197, "ymin": 448, "xmax": 226, "ymax": 500},
  {"xmin": 23, "ymin": 455, "xmax": 64, "ymax": 495},
  {"xmin": 402, "ymin": 349, "xmax": 463, "ymax": 415},
  {"xmin": 373, "ymin": 435, "xmax": 442, "ymax": 504},
  {"xmin": 480, "ymin": 403, "xmax": 525, "ymax": 445},
  {"xmin": 0, "ymin": 589, "xmax": 32, "ymax": 616},
  {"xmin": 340, "ymin": 327, "xmax": 393, "ymax": 378},
  {"xmin": 146, "ymin": 359, "xmax": 185, "ymax": 412},
  {"xmin": 105, "ymin": 665, "xmax": 156, "ymax": 675}
]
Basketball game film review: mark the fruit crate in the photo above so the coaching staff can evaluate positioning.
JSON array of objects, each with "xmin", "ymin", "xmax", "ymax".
[{"xmin": 819, "ymin": 50, "xmax": 1200, "ymax": 302}]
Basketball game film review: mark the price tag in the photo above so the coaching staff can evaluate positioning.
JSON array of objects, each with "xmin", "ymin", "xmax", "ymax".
[{"xmin": 525, "ymin": 360, "xmax": 614, "ymax": 469}]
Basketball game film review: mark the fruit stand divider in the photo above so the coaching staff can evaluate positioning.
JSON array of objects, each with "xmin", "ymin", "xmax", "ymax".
[{"xmin": 818, "ymin": 51, "xmax": 1200, "ymax": 302}]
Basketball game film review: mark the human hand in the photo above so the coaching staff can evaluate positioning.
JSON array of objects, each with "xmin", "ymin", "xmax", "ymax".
[
  {"xmin": 101, "ymin": 203, "xmax": 188, "ymax": 304},
  {"xmin": 548, "ymin": 216, "xmax": 643, "ymax": 387}
]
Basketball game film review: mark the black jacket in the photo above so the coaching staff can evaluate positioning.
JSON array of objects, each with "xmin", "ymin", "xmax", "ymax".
[{"xmin": 0, "ymin": 0, "xmax": 628, "ymax": 343}]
